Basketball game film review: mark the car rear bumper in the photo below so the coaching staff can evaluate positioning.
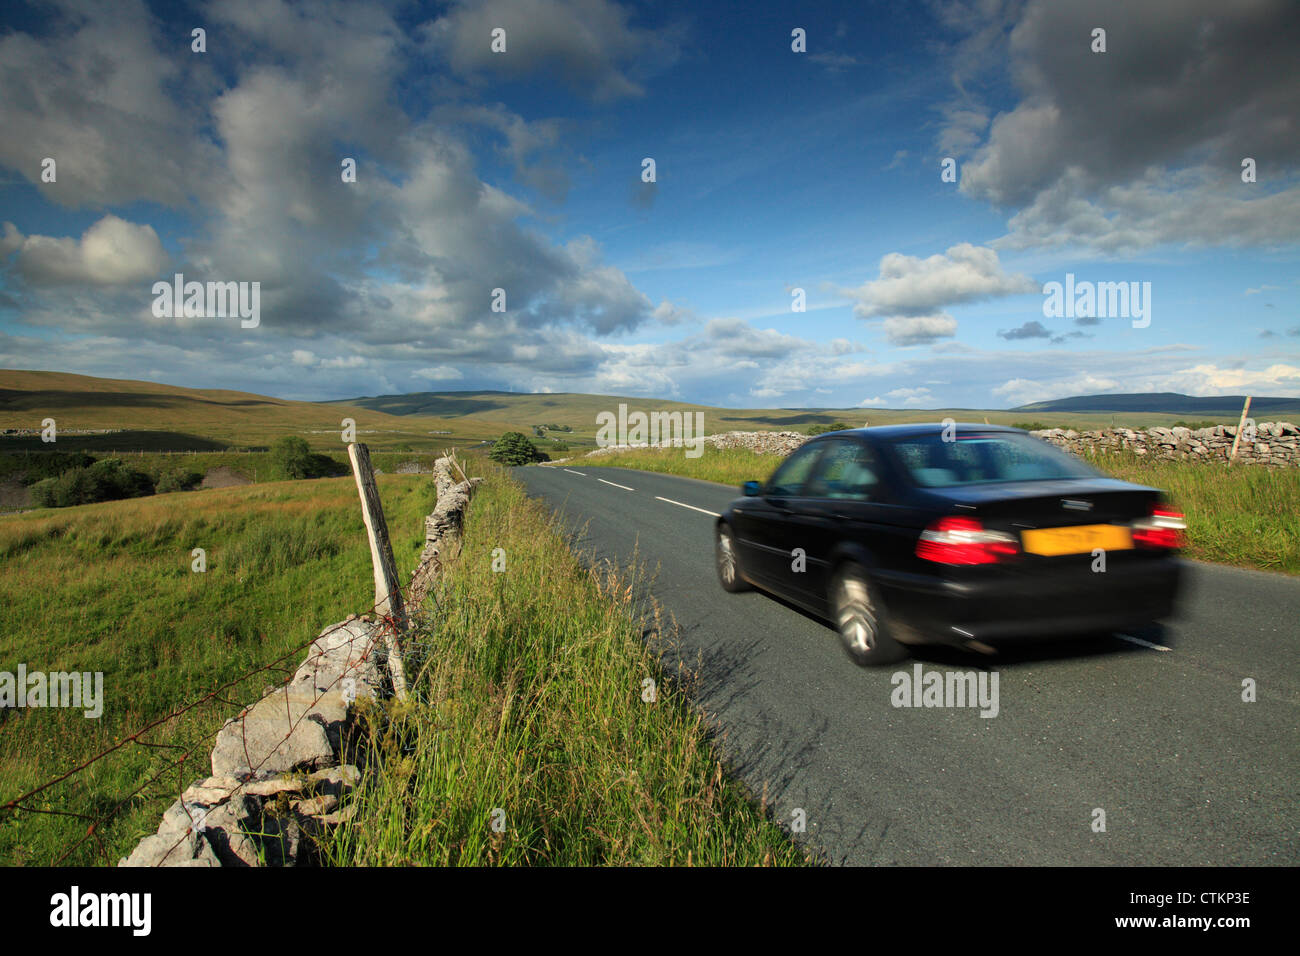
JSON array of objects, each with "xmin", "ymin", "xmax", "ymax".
[{"xmin": 875, "ymin": 555, "xmax": 1183, "ymax": 644}]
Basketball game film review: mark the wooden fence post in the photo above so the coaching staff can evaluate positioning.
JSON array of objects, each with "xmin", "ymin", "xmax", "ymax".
[
  {"xmin": 1230, "ymin": 395, "xmax": 1253, "ymax": 464},
  {"xmin": 347, "ymin": 442, "xmax": 409, "ymax": 700}
]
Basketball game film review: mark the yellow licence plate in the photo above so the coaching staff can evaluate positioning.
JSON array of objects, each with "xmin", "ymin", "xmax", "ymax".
[{"xmin": 1021, "ymin": 524, "xmax": 1133, "ymax": 556}]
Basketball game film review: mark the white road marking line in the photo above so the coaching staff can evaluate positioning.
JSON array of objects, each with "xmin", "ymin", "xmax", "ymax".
[
  {"xmin": 563, "ymin": 468, "xmax": 587, "ymax": 476},
  {"xmin": 597, "ymin": 478, "xmax": 635, "ymax": 491},
  {"xmin": 1115, "ymin": 632, "xmax": 1172, "ymax": 652},
  {"xmin": 655, "ymin": 495, "xmax": 720, "ymax": 517}
]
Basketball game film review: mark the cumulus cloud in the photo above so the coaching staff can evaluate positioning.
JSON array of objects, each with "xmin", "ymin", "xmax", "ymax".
[
  {"xmin": 652, "ymin": 300, "xmax": 695, "ymax": 325},
  {"xmin": 942, "ymin": 0, "xmax": 1300, "ymax": 251},
  {"xmin": 413, "ymin": 366, "xmax": 465, "ymax": 381},
  {"xmin": 844, "ymin": 243, "xmax": 1036, "ymax": 345},
  {"xmin": 422, "ymin": 0, "xmax": 683, "ymax": 102},
  {"xmin": 1, "ymin": 216, "xmax": 167, "ymax": 285},
  {"xmin": 846, "ymin": 244, "xmax": 1038, "ymax": 317},
  {"xmin": 0, "ymin": 0, "xmax": 667, "ymax": 373},
  {"xmin": 880, "ymin": 315, "xmax": 959, "ymax": 346},
  {"xmin": 704, "ymin": 318, "xmax": 811, "ymax": 358},
  {"xmin": 0, "ymin": 0, "xmax": 217, "ymax": 208},
  {"xmin": 998, "ymin": 319, "xmax": 1051, "ymax": 340}
]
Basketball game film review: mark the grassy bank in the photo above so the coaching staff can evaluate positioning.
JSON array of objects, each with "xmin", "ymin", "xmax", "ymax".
[
  {"xmin": 0, "ymin": 475, "xmax": 433, "ymax": 865},
  {"xmin": 325, "ymin": 463, "xmax": 811, "ymax": 865},
  {"xmin": 577, "ymin": 446, "xmax": 1300, "ymax": 575},
  {"xmin": 0, "ymin": 449, "xmax": 454, "ymax": 512}
]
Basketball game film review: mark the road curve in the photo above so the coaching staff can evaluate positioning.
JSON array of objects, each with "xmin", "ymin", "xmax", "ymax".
[{"xmin": 513, "ymin": 464, "xmax": 1299, "ymax": 866}]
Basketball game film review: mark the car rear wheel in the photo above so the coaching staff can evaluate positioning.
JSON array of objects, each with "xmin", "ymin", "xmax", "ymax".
[
  {"xmin": 716, "ymin": 523, "xmax": 751, "ymax": 592},
  {"xmin": 832, "ymin": 564, "xmax": 904, "ymax": 666}
]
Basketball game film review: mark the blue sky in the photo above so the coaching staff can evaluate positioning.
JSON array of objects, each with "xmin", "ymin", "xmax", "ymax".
[{"xmin": 1, "ymin": 0, "xmax": 1297, "ymax": 409}]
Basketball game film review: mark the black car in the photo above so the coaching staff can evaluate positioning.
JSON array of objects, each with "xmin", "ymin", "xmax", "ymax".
[{"xmin": 714, "ymin": 424, "xmax": 1184, "ymax": 665}]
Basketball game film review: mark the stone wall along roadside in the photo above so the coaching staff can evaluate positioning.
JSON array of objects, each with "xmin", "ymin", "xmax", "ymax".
[
  {"xmin": 119, "ymin": 455, "xmax": 479, "ymax": 867},
  {"xmin": 551, "ymin": 423, "xmax": 1299, "ymax": 468},
  {"xmin": 1029, "ymin": 422, "xmax": 1299, "ymax": 466}
]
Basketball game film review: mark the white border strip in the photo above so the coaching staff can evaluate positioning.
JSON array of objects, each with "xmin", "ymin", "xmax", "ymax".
[
  {"xmin": 655, "ymin": 495, "xmax": 720, "ymax": 517},
  {"xmin": 1115, "ymin": 632, "xmax": 1172, "ymax": 652}
]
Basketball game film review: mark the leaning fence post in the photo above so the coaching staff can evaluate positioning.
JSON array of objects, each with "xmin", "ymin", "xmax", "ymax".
[
  {"xmin": 1230, "ymin": 395, "xmax": 1252, "ymax": 464},
  {"xmin": 347, "ymin": 442, "xmax": 409, "ymax": 700}
]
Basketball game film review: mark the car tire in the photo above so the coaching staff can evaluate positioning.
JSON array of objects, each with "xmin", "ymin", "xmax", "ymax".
[
  {"xmin": 831, "ymin": 563, "xmax": 905, "ymax": 666},
  {"xmin": 716, "ymin": 522, "xmax": 751, "ymax": 592}
]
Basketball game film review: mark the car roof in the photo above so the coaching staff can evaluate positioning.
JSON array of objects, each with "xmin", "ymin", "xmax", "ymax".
[{"xmin": 814, "ymin": 423, "xmax": 1025, "ymax": 440}]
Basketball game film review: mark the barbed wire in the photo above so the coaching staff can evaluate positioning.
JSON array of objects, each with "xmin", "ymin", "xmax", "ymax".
[
  {"xmin": 3, "ymin": 455, "xmax": 470, "ymax": 866},
  {"xmin": 1, "ymin": 586, "xmax": 428, "ymax": 867}
]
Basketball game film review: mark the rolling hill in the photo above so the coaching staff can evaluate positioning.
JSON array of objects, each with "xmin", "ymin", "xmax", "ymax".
[
  {"xmin": 1014, "ymin": 392, "xmax": 1300, "ymax": 416},
  {"xmin": 4, "ymin": 371, "xmax": 1296, "ymax": 457}
]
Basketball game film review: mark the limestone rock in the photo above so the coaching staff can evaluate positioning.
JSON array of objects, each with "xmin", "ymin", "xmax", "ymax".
[{"xmin": 211, "ymin": 687, "xmax": 345, "ymax": 778}]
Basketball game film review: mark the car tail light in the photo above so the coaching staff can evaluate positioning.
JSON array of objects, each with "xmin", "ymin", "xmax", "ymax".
[
  {"xmin": 916, "ymin": 516, "xmax": 1019, "ymax": 565},
  {"xmin": 1131, "ymin": 505, "xmax": 1186, "ymax": 549}
]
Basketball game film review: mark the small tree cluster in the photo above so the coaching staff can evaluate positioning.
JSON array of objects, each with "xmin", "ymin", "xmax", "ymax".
[
  {"xmin": 490, "ymin": 432, "xmax": 548, "ymax": 465},
  {"xmin": 30, "ymin": 458, "xmax": 155, "ymax": 508},
  {"xmin": 272, "ymin": 436, "xmax": 346, "ymax": 479},
  {"xmin": 807, "ymin": 422, "xmax": 851, "ymax": 436}
]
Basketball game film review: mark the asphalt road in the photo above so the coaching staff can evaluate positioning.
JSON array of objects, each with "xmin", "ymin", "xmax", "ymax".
[{"xmin": 513, "ymin": 463, "xmax": 1299, "ymax": 866}]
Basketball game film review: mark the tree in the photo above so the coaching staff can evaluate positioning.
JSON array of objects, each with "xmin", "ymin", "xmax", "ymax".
[
  {"xmin": 30, "ymin": 458, "xmax": 154, "ymax": 508},
  {"xmin": 490, "ymin": 432, "xmax": 548, "ymax": 465},
  {"xmin": 807, "ymin": 422, "xmax": 852, "ymax": 436},
  {"xmin": 272, "ymin": 436, "xmax": 313, "ymax": 478}
]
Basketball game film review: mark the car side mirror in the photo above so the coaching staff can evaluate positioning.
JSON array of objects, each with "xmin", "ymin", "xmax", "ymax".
[{"xmin": 742, "ymin": 480, "xmax": 762, "ymax": 497}]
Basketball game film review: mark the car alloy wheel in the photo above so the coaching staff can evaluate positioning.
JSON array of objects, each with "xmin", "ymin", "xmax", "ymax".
[
  {"xmin": 831, "ymin": 565, "xmax": 903, "ymax": 665},
  {"xmin": 715, "ymin": 523, "xmax": 750, "ymax": 592}
]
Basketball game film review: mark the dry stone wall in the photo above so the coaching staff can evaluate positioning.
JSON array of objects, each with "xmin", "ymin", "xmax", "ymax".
[
  {"xmin": 119, "ymin": 455, "xmax": 478, "ymax": 867},
  {"xmin": 561, "ymin": 422, "xmax": 1299, "ymax": 467},
  {"xmin": 1029, "ymin": 421, "xmax": 1299, "ymax": 466}
]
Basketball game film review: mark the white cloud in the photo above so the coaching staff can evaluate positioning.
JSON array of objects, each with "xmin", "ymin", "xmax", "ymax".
[
  {"xmin": 413, "ymin": 366, "xmax": 465, "ymax": 381},
  {"xmin": 2, "ymin": 216, "xmax": 167, "ymax": 285},
  {"xmin": 844, "ymin": 243, "xmax": 1036, "ymax": 344},
  {"xmin": 944, "ymin": 0, "xmax": 1300, "ymax": 251},
  {"xmin": 423, "ymin": 0, "xmax": 683, "ymax": 102},
  {"xmin": 882, "ymin": 314, "xmax": 959, "ymax": 346},
  {"xmin": 847, "ymin": 243, "xmax": 1038, "ymax": 317}
]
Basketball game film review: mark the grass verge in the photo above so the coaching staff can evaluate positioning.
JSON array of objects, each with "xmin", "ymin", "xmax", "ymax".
[
  {"xmin": 324, "ymin": 462, "xmax": 813, "ymax": 865},
  {"xmin": 576, "ymin": 446, "xmax": 1300, "ymax": 575},
  {"xmin": 0, "ymin": 475, "xmax": 433, "ymax": 865}
]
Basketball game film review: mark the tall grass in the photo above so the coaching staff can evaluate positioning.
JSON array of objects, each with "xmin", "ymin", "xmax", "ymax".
[
  {"xmin": 578, "ymin": 446, "xmax": 774, "ymax": 488},
  {"xmin": 324, "ymin": 464, "xmax": 812, "ymax": 866},
  {"xmin": 578, "ymin": 446, "xmax": 1300, "ymax": 575},
  {"xmin": 0, "ymin": 475, "xmax": 433, "ymax": 865}
]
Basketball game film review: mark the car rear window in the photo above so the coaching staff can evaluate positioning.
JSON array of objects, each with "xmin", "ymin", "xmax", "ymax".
[{"xmin": 888, "ymin": 432, "xmax": 1101, "ymax": 487}]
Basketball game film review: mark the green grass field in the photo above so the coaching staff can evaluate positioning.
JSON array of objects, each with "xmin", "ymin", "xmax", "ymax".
[
  {"xmin": 576, "ymin": 446, "xmax": 1300, "ymax": 575},
  {"xmin": 3, "ymin": 369, "xmax": 1270, "ymax": 459},
  {"xmin": 0, "ymin": 475, "xmax": 434, "ymax": 865},
  {"xmin": 0, "ymin": 369, "xmax": 495, "ymax": 451},
  {"xmin": 324, "ymin": 462, "xmax": 812, "ymax": 865},
  {"xmin": 1, "ymin": 460, "xmax": 809, "ymax": 866}
]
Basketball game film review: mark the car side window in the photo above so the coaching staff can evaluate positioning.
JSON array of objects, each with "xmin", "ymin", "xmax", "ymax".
[
  {"xmin": 765, "ymin": 443, "xmax": 823, "ymax": 496},
  {"xmin": 804, "ymin": 439, "xmax": 882, "ymax": 501}
]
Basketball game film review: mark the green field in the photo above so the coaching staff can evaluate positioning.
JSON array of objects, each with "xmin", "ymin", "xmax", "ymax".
[
  {"xmin": 0, "ymin": 369, "xmax": 495, "ymax": 452},
  {"xmin": 0, "ymin": 474, "xmax": 434, "ymax": 865},
  {"xmin": 0, "ymin": 457, "xmax": 810, "ymax": 866},
  {"xmin": 576, "ymin": 446, "xmax": 1300, "ymax": 575},
  {"xmin": 325, "ymin": 462, "xmax": 812, "ymax": 865},
  {"xmin": 2, "ymin": 371, "xmax": 1268, "ymax": 463}
]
